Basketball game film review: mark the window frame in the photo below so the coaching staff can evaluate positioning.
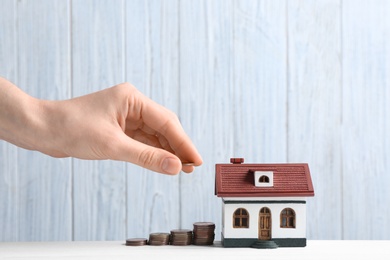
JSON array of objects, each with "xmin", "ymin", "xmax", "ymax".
[
  {"xmin": 233, "ymin": 208, "xmax": 250, "ymax": 228},
  {"xmin": 259, "ymin": 175, "xmax": 270, "ymax": 183},
  {"xmin": 280, "ymin": 208, "xmax": 296, "ymax": 228}
]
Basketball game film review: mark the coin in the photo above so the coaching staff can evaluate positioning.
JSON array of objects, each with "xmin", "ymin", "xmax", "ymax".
[
  {"xmin": 148, "ymin": 232, "xmax": 170, "ymax": 246},
  {"xmin": 193, "ymin": 222, "xmax": 215, "ymax": 245},
  {"xmin": 181, "ymin": 162, "xmax": 195, "ymax": 166},
  {"xmin": 193, "ymin": 222, "xmax": 215, "ymax": 227},
  {"xmin": 125, "ymin": 238, "xmax": 148, "ymax": 246},
  {"xmin": 170, "ymin": 229, "xmax": 193, "ymax": 246}
]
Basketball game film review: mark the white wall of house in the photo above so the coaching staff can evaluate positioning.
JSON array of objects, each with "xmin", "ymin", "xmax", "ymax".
[{"xmin": 222, "ymin": 200, "xmax": 307, "ymax": 239}]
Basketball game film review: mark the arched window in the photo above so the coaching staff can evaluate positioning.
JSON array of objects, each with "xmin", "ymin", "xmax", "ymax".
[
  {"xmin": 280, "ymin": 208, "xmax": 296, "ymax": 228},
  {"xmin": 259, "ymin": 175, "xmax": 269, "ymax": 183},
  {"xmin": 233, "ymin": 208, "xmax": 249, "ymax": 228}
]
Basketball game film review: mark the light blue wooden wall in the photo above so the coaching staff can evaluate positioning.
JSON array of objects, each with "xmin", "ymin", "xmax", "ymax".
[{"xmin": 1, "ymin": 0, "xmax": 390, "ymax": 241}]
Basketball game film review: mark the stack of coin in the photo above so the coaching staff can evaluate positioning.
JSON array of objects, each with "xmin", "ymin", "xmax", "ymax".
[
  {"xmin": 192, "ymin": 222, "xmax": 215, "ymax": 245},
  {"xmin": 170, "ymin": 229, "xmax": 193, "ymax": 246},
  {"xmin": 148, "ymin": 232, "xmax": 171, "ymax": 246},
  {"xmin": 125, "ymin": 238, "xmax": 148, "ymax": 246}
]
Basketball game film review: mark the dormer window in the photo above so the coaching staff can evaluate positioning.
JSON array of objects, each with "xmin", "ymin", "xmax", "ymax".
[
  {"xmin": 259, "ymin": 175, "xmax": 269, "ymax": 183},
  {"xmin": 254, "ymin": 171, "xmax": 273, "ymax": 187}
]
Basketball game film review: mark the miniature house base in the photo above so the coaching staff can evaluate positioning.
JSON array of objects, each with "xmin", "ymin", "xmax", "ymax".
[
  {"xmin": 221, "ymin": 235, "xmax": 306, "ymax": 248},
  {"xmin": 215, "ymin": 158, "xmax": 315, "ymax": 249}
]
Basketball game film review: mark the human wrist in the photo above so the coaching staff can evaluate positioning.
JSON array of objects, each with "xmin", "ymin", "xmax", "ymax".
[
  {"xmin": 24, "ymin": 98, "xmax": 55, "ymax": 153},
  {"xmin": 29, "ymin": 99, "xmax": 69, "ymax": 157},
  {"xmin": 13, "ymin": 97, "xmax": 48, "ymax": 152},
  {"xmin": 0, "ymin": 83, "xmax": 44, "ymax": 152}
]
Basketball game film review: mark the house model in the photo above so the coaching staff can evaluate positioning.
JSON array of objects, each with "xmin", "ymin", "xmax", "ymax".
[{"xmin": 215, "ymin": 158, "xmax": 315, "ymax": 249}]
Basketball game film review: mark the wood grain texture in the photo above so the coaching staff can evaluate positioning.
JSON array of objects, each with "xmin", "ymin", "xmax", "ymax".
[
  {"xmin": 1, "ymin": 0, "xmax": 390, "ymax": 242},
  {"xmin": 179, "ymin": 0, "xmax": 235, "ymax": 240},
  {"xmin": 342, "ymin": 0, "xmax": 390, "ymax": 239},
  {"xmin": 287, "ymin": 0, "xmax": 342, "ymax": 239},
  {"xmin": 71, "ymin": 0, "xmax": 126, "ymax": 240},
  {"xmin": 0, "ymin": 0, "xmax": 19, "ymax": 242},
  {"xmin": 232, "ymin": 0, "xmax": 287, "ymax": 163},
  {"xmin": 125, "ymin": 0, "xmax": 181, "ymax": 238},
  {"xmin": 3, "ymin": 0, "xmax": 72, "ymax": 241}
]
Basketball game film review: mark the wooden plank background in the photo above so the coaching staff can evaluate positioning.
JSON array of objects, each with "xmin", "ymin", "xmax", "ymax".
[{"xmin": 0, "ymin": 0, "xmax": 389, "ymax": 241}]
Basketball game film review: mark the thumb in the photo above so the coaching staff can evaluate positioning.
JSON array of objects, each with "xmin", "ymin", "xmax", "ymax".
[{"xmin": 114, "ymin": 134, "xmax": 182, "ymax": 175}]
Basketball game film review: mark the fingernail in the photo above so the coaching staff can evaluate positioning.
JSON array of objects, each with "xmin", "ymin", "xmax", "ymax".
[{"xmin": 162, "ymin": 158, "xmax": 178, "ymax": 174}]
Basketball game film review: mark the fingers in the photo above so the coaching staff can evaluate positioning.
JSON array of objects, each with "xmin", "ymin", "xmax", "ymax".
[
  {"xmin": 118, "ymin": 128, "xmax": 197, "ymax": 174},
  {"xmin": 110, "ymin": 82, "xmax": 203, "ymax": 173},
  {"xmin": 135, "ymin": 93, "xmax": 203, "ymax": 167},
  {"xmin": 114, "ymin": 132, "xmax": 183, "ymax": 175}
]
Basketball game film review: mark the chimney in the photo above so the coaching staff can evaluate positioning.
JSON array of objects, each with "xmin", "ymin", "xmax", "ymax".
[{"xmin": 230, "ymin": 158, "xmax": 244, "ymax": 164}]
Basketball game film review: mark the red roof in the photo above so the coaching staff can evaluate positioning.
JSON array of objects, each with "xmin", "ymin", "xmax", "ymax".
[{"xmin": 215, "ymin": 159, "xmax": 314, "ymax": 197}]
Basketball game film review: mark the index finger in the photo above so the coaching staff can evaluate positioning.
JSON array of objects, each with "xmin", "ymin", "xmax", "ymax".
[{"xmin": 138, "ymin": 93, "xmax": 203, "ymax": 167}]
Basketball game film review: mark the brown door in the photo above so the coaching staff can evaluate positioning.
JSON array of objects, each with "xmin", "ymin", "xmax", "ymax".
[{"xmin": 259, "ymin": 207, "xmax": 271, "ymax": 240}]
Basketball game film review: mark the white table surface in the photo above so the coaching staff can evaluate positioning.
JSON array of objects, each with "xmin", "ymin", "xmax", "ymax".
[{"xmin": 1, "ymin": 240, "xmax": 390, "ymax": 260}]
